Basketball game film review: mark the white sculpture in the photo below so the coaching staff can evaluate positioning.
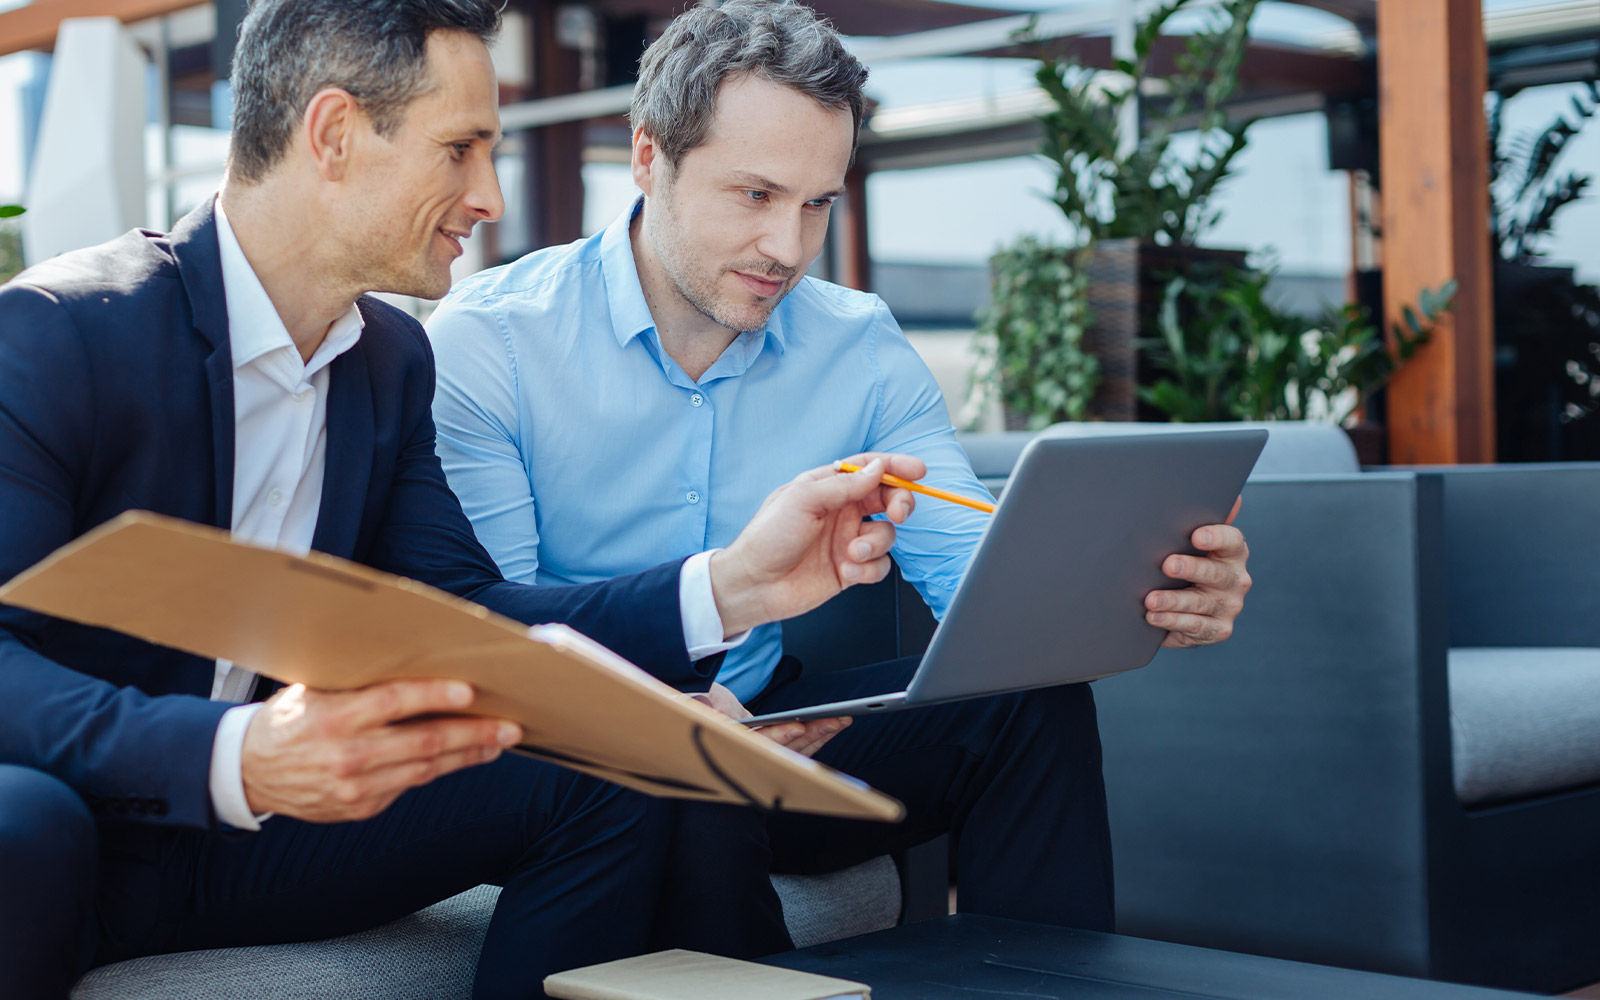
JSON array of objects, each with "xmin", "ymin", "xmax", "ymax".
[{"xmin": 23, "ymin": 18, "xmax": 148, "ymax": 266}]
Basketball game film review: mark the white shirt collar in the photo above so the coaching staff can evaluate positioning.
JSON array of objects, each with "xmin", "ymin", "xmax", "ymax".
[{"xmin": 213, "ymin": 197, "xmax": 365, "ymax": 381}]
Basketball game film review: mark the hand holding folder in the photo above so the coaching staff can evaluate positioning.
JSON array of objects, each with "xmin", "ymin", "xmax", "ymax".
[{"xmin": 0, "ymin": 512, "xmax": 904, "ymax": 822}]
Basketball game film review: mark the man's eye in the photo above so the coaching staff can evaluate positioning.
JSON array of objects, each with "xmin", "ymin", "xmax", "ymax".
[
  {"xmin": 745, "ymin": 190, "xmax": 768, "ymax": 202},
  {"xmin": 451, "ymin": 143, "xmax": 473, "ymax": 158},
  {"xmin": 807, "ymin": 198, "xmax": 836, "ymax": 210}
]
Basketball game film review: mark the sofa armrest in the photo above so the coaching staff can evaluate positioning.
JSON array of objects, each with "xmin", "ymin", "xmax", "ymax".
[{"xmin": 1094, "ymin": 471, "xmax": 1450, "ymax": 974}]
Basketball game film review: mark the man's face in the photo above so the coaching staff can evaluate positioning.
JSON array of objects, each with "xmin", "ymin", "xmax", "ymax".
[
  {"xmin": 342, "ymin": 30, "xmax": 504, "ymax": 299},
  {"xmin": 637, "ymin": 74, "xmax": 855, "ymax": 334}
]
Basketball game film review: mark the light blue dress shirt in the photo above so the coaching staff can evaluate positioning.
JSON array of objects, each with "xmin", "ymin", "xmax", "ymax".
[{"xmin": 428, "ymin": 201, "xmax": 994, "ymax": 701}]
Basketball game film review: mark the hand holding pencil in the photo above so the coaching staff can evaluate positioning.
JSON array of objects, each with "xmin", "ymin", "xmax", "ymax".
[{"xmin": 833, "ymin": 461, "xmax": 996, "ymax": 514}]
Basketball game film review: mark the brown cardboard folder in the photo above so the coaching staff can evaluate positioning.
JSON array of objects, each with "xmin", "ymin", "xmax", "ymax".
[{"xmin": 0, "ymin": 512, "xmax": 904, "ymax": 822}]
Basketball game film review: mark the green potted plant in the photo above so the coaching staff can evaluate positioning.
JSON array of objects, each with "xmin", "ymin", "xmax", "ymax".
[
  {"xmin": 0, "ymin": 205, "xmax": 25, "ymax": 286},
  {"xmin": 1139, "ymin": 261, "xmax": 1455, "ymax": 447},
  {"xmin": 973, "ymin": 238, "xmax": 1097, "ymax": 429},
  {"xmin": 978, "ymin": 0, "xmax": 1260, "ymax": 426}
]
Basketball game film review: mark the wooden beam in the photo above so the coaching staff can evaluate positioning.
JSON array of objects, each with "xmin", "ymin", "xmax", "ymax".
[
  {"xmin": 1377, "ymin": 0, "xmax": 1495, "ymax": 464},
  {"xmin": 0, "ymin": 0, "xmax": 205, "ymax": 58},
  {"xmin": 526, "ymin": 3, "xmax": 586, "ymax": 251},
  {"xmin": 834, "ymin": 163, "xmax": 872, "ymax": 293}
]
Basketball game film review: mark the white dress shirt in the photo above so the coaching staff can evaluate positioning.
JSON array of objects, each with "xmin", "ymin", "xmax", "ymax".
[{"xmin": 204, "ymin": 199, "xmax": 741, "ymax": 830}]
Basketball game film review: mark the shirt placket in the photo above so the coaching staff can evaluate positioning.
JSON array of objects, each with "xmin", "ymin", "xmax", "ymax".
[
  {"xmin": 261, "ymin": 374, "xmax": 315, "ymax": 547},
  {"xmin": 685, "ymin": 386, "xmax": 714, "ymax": 548}
]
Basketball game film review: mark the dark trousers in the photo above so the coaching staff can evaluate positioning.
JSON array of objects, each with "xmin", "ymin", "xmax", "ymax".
[
  {"xmin": 656, "ymin": 657, "xmax": 1114, "ymax": 958},
  {"xmin": 0, "ymin": 757, "xmax": 669, "ymax": 1000}
]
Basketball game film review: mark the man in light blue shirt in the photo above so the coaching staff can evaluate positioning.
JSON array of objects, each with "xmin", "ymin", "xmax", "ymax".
[{"xmin": 429, "ymin": 0, "xmax": 1251, "ymax": 959}]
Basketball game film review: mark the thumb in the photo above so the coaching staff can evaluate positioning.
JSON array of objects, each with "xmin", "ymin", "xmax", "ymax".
[{"xmin": 799, "ymin": 458, "xmax": 885, "ymax": 512}]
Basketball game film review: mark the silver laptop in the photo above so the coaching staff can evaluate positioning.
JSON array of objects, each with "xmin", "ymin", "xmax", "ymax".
[{"xmin": 743, "ymin": 429, "xmax": 1268, "ymax": 726}]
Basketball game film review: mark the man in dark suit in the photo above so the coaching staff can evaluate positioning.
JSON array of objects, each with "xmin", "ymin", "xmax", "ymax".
[{"xmin": 0, "ymin": 3, "xmax": 922, "ymax": 998}]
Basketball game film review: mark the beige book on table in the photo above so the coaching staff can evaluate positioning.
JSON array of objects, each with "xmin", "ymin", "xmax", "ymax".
[
  {"xmin": 0, "ymin": 511, "xmax": 904, "ymax": 822},
  {"xmin": 544, "ymin": 949, "xmax": 870, "ymax": 1000}
]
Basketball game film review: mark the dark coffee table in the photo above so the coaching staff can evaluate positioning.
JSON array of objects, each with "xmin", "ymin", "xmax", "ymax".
[{"xmin": 764, "ymin": 916, "xmax": 1534, "ymax": 999}]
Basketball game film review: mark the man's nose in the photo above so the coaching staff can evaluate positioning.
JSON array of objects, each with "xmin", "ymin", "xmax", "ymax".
[
  {"xmin": 464, "ymin": 155, "xmax": 506, "ymax": 223},
  {"xmin": 755, "ymin": 208, "xmax": 805, "ymax": 269}
]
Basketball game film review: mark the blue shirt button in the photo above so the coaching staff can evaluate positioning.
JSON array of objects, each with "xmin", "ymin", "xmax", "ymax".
[
  {"xmin": 690, "ymin": 393, "xmax": 704, "ymax": 407},
  {"xmin": 686, "ymin": 490, "xmax": 700, "ymax": 504}
]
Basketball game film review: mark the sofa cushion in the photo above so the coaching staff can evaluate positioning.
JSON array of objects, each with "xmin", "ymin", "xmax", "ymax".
[
  {"xmin": 71, "ymin": 883, "xmax": 497, "ymax": 1000},
  {"xmin": 772, "ymin": 853, "xmax": 902, "ymax": 949},
  {"xmin": 72, "ymin": 859, "xmax": 902, "ymax": 999},
  {"xmin": 1450, "ymin": 647, "xmax": 1600, "ymax": 806}
]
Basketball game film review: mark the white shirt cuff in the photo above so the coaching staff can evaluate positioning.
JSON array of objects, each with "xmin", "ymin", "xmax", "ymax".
[
  {"xmin": 680, "ymin": 549, "xmax": 750, "ymax": 661},
  {"xmin": 209, "ymin": 703, "xmax": 274, "ymax": 831}
]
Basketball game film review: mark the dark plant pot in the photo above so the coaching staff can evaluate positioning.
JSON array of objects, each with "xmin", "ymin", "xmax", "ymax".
[
  {"xmin": 1002, "ymin": 408, "xmax": 1033, "ymax": 432},
  {"xmin": 1491, "ymin": 260, "xmax": 1600, "ymax": 462},
  {"xmin": 1081, "ymin": 239, "xmax": 1249, "ymax": 421},
  {"xmin": 1343, "ymin": 421, "xmax": 1387, "ymax": 466}
]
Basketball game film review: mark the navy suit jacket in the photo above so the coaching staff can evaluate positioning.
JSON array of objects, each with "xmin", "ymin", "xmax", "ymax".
[{"xmin": 0, "ymin": 202, "xmax": 715, "ymax": 832}]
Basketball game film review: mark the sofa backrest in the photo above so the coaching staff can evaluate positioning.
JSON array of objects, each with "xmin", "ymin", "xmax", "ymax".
[{"xmin": 958, "ymin": 422, "xmax": 1361, "ymax": 488}]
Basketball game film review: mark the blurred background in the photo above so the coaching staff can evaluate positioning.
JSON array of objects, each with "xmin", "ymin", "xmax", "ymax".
[{"xmin": 1, "ymin": 0, "xmax": 1596, "ymax": 461}]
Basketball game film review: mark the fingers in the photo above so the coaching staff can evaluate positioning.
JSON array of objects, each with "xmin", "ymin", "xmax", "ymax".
[
  {"xmin": 339, "ymin": 678, "xmax": 476, "ymax": 730},
  {"xmin": 786, "ymin": 717, "xmax": 850, "ymax": 757},
  {"xmin": 335, "ymin": 715, "xmax": 522, "ymax": 778},
  {"xmin": 840, "ymin": 519, "xmax": 896, "ymax": 584},
  {"xmin": 753, "ymin": 721, "xmax": 808, "ymax": 746},
  {"xmin": 1188, "ymin": 523, "xmax": 1248, "ymax": 559},
  {"xmin": 1152, "ymin": 610, "xmax": 1234, "ymax": 647},
  {"xmin": 1145, "ymin": 584, "xmax": 1241, "ymax": 620},
  {"xmin": 1158, "ymin": 552, "xmax": 1244, "ymax": 589},
  {"xmin": 841, "ymin": 554, "xmax": 892, "ymax": 586},
  {"xmin": 330, "ymin": 743, "xmax": 506, "ymax": 821},
  {"xmin": 790, "ymin": 453, "xmax": 925, "ymax": 521},
  {"xmin": 837, "ymin": 452, "xmax": 923, "ymax": 523},
  {"xmin": 755, "ymin": 717, "xmax": 851, "ymax": 758},
  {"xmin": 878, "ymin": 487, "xmax": 915, "ymax": 524},
  {"xmin": 810, "ymin": 452, "xmax": 927, "ymax": 486}
]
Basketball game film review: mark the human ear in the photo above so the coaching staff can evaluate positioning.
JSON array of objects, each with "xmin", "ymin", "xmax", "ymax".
[
  {"xmin": 632, "ymin": 126, "xmax": 662, "ymax": 197},
  {"xmin": 302, "ymin": 88, "xmax": 362, "ymax": 182}
]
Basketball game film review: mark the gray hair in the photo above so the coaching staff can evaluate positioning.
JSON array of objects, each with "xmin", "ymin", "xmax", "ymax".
[
  {"xmin": 630, "ymin": 0, "xmax": 869, "ymax": 166},
  {"xmin": 228, "ymin": 0, "xmax": 502, "ymax": 184}
]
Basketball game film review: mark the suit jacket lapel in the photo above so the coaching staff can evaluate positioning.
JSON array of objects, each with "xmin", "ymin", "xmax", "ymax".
[
  {"xmin": 313, "ymin": 326, "xmax": 374, "ymax": 558},
  {"xmin": 168, "ymin": 199, "xmax": 235, "ymax": 529}
]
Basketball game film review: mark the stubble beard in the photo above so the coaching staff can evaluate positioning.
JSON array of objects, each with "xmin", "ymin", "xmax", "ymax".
[{"xmin": 649, "ymin": 204, "xmax": 796, "ymax": 335}]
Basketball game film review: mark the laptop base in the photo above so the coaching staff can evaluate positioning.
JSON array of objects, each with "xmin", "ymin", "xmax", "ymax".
[{"xmin": 743, "ymin": 691, "xmax": 910, "ymax": 726}]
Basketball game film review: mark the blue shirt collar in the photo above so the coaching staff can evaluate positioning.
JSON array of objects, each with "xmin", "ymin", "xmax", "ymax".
[
  {"xmin": 598, "ymin": 197, "xmax": 789, "ymax": 358},
  {"xmin": 600, "ymin": 199, "xmax": 657, "ymax": 350}
]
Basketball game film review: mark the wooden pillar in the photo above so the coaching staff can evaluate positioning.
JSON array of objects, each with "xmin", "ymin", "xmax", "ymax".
[
  {"xmin": 1377, "ymin": 0, "xmax": 1495, "ymax": 464},
  {"xmin": 527, "ymin": 4, "xmax": 586, "ymax": 250},
  {"xmin": 835, "ymin": 163, "xmax": 872, "ymax": 292}
]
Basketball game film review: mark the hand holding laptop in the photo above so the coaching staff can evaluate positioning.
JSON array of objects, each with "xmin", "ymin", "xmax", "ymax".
[
  {"xmin": 1146, "ymin": 495, "xmax": 1251, "ymax": 649},
  {"xmin": 689, "ymin": 683, "xmax": 850, "ymax": 757}
]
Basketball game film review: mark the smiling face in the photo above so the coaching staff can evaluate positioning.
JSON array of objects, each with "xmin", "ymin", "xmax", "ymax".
[
  {"xmin": 633, "ymin": 73, "xmax": 855, "ymax": 335},
  {"xmin": 340, "ymin": 29, "xmax": 504, "ymax": 299}
]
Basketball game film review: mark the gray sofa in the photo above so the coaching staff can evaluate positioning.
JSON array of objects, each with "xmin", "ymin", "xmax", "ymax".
[
  {"xmin": 967, "ymin": 422, "xmax": 1600, "ymax": 993},
  {"xmin": 72, "ymin": 852, "xmax": 902, "ymax": 999}
]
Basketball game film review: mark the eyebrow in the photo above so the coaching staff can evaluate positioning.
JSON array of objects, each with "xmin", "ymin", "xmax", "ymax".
[
  {"xmin": 454, "ymin": 129, "xmax": 503, "ymax": 148},
  {"xmin": 728, "ymin": 170, "xmax": 844, "ymax": 201}
]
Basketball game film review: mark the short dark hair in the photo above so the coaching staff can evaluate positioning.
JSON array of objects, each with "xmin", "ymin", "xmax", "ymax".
[
  {"xmin": 630, "ymin": 0, "xmax": 869, "ymax": 166},
  {"xmin": 228, "ymin": 0, "xmax": 502, "ymax": 183}
]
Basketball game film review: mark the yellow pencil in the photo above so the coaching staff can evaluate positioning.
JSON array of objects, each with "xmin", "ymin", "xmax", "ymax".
[{"xmin": 834, "ymin": 461, "xmax": 996, "ymax": 514}]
